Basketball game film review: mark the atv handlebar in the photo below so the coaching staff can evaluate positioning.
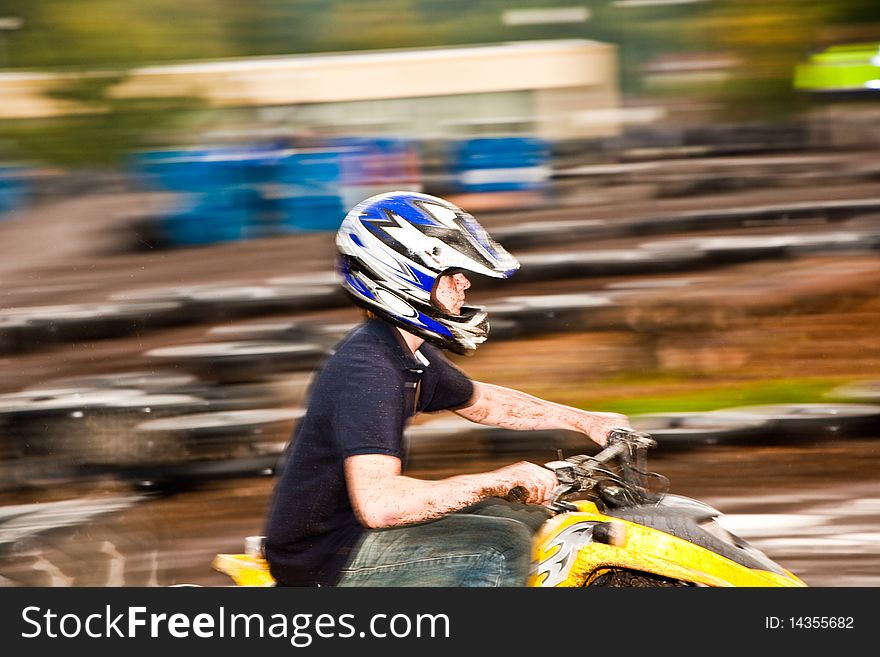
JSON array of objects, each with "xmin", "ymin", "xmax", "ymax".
[
  {"xmin": 604, "ymin": 426, "xmax": 657, "ymax": 457},
  {"xmin": 504, "ymin": 427, "xmax": 657, "ymax": 507},
  {"xmin": 553, "ymin": 427, "xmax": 655, "ymax": 472},
  {"xmin": 545, "ymin": 426, "xmax": 660, "ymax": 511}
]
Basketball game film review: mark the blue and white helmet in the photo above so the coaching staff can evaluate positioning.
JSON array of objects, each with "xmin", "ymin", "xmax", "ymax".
[{"xmin": 336, "ymin": 191, "xmax": 519, "ymax": 354}]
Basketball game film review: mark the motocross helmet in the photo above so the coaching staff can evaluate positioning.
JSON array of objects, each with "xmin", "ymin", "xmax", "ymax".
[{"xmin": 336, "ymin": 191, "xmax": 519, "ymax": 354}]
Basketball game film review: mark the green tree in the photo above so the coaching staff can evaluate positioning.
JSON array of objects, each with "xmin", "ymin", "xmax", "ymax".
[
  {"xmin": 0, "ymin": 74, "xmax": 204, "ymax": 167},
  {"xmin": 692, "ymin": 0, "xmax": 834, "ymax": 120},
  {"xmin": 0, "ymin": 0, "xmax": 219, "ymax": 167},
  {"xmin": 0, "ymin": 0, "xmax": 237, "ymax": 69}
]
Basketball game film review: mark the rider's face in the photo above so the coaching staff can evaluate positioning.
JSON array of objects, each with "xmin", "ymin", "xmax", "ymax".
[{"xmin": 432, "ymin": 272, "xmax": 471, "ymax": 315}]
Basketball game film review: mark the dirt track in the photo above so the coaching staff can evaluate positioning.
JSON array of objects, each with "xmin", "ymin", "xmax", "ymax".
[
  {"xmin": 2, "ymin": 153, "xmax": 880, "ymax": 587},
  {"xmin": 2, "ymin": 436, "xmax": 878, "ymax": 587}
]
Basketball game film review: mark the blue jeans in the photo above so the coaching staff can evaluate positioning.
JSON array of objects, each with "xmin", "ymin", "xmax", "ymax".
[{"xmin": 336, "ymin": 498, "xmax": 551, "ymax": 587}]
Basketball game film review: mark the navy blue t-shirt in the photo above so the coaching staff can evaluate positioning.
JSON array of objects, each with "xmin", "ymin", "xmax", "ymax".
[{"xmin": 264, "ymin": 319, "xmax": 475, "ymax": 587}]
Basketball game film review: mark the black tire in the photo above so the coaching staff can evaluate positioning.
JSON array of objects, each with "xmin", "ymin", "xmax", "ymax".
[
  {"xmin": 31, "ymin": 370, "xmax": 198, "ymax": 394},
  {"xmin": 629, "ymin": 411, "xmax": 770, "ymax": 450},
  {"xmin": 588, "ymin": 568, "xmax": 689, "ymax": 588},
  {"xmin": 714, "ymin": 403, "xmax": 880, "ymax": 441},
  {"xmin": 135, "ymin": 407, "xmax": 303, "ymax": 461},
  {"xmin": 145, "ymin": 340, "xmax": 327, "ymax": 383},
  {"xmin": 185, "ymin": 285, "xmax": 342, "ymax": 321},
  {"xmin": 207, "ymin": 319, "xmax": 311, "ymax": 342},
  {"xmin": 498, "ymin": 293, "xmax": 620, "ymax": 335},
  {"xmin": 514, "ymin": 250, "xmax": 704, "ymax": 283}
]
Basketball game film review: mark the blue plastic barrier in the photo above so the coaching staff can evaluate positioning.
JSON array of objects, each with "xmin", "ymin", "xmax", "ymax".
[
  {"xmin": 132, "ymin": 147, "xmax": 286, "ymax": 245},
  {"xmin": 159, "ymin": 188, "xmax": 256, "ymax": 246},
  {"xmin": 279, "ymin": 194, "xmax": 345, "ymax": 232},
  {"xmin": 328, "ymin": 137, "xmax": 423, "ymax": 213},
  {"xmin": 330, "ymin": 137, "xmax": 420, "ymax": 187},
  {"xmin": 276, "ymin": 149, "xmax": 346, "ymax": 232},
  {"xmin": 0, "ymin": 166, "xmax": 30, "ymax": 219},
  {"xmin": 451, "ymin": 137, "xmax": 551, "ymax": 193},
  {"xmin": 132, "ymin": 148, "xmax": 279, "ymax": 193},
  {"xmin": 277, "ymin": 150, "xmax": 342, "ymax": 197},
  {"xmin": 131, "ymin": 141, "xmax": 420, "ymax": 243}
]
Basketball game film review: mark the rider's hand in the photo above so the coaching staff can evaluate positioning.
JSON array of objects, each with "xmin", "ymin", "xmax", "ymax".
[
  {"xmin": 489, "ymin": 461, "xmax": 558, "ymax": 504},
  {"xmin": 583, "ymin": 411, "xmax": 631, "ymax": 447}
]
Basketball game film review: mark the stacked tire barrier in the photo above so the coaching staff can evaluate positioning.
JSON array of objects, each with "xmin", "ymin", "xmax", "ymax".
[
  {"xmin": 0, "ymin": 306, "xmax": 336, "ymax": 493},
  {"xmin": 0, "ymin": 386, "xmax": 209, "ymax": 489},
  {"xmin": 0, "ymin": 359, "xmax": 313, "ymax": 491},
  {"xmin": 3, "ymin": 210, "xmax": 878, "ymax": 358},
  {"xmin": 145, "ymin": 341, "xmax": 327, "ymax": 384},
  {"xmin": 6, "ymin": 168, "xmax": 880, "ymax": 490},
  {"xmin": 492, "ymin": 198, "xmax": 880, "ymax": 250},
  {"xmin": 0, "ymin": 283, "xmax": 346, "ymax": 357},
  {"xmin": 404, "ymin": 402, "xmax": 880, "ymax": 470},
  {"xmin": 693, "ymin": 404, "xmax": 880, "ymax": 443},
  {"xmin": 130, "ymin": 408, "xmax": 304, "ymax": 488},
  {"xmin": 584, "ymin": 121, "xmax": 809, "ymax": 161},
  {"xmin": 405, "ymin": 415, "xmax": 585, "ymax": 470}
]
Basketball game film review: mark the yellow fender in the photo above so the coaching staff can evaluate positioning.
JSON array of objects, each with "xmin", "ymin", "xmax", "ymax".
[
  {"xmin": 530, "ymin": 501, "xmax": 806, "ymax": 588},
  {"xmin": 211, "ymin": 553, "xmax": 276, "ymax": 587},
  {"xmin": 212, "ymin": 501, "xmax": 806, "ymax": 588}
]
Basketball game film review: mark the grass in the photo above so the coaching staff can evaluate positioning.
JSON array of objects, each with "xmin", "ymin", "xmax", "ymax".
[{"xmin": 571, "ymin": 376, "xmax": 853, "ymax": 417}]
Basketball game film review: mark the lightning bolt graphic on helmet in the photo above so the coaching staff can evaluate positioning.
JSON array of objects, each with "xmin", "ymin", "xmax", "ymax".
[{"xmin": 336, "ymin": 191, "xmax": 519, "ymax": 354}]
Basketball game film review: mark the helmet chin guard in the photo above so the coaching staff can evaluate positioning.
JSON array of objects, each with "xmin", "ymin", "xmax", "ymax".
[{"xmin": 336, "ymin": 191, "xmax": 519, "ymax": 354}]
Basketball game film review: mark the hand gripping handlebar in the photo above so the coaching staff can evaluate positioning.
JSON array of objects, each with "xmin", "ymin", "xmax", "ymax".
[{"xmin": 504, "ymin": 427, "xmax": 656, "ymax": 505}]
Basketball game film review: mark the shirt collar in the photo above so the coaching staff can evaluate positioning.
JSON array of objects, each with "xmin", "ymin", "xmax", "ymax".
[{"xmin": 366, "ymin": 318, "xmax": 430, "ymax": 372}]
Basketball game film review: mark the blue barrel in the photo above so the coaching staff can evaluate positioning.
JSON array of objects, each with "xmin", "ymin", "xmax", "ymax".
[
  {"xmin": 133, "ymin": 147, "xmax": 286, "ymax": 245},
  {"xmin": 277, "ymin": 150, "xmax": 342, "ymax": 197},
  {"xmin": 329, "ymin": 137, "xmax": 423, "ymax": 212},
  {"xmin": 330, "ymin": 137, "xmax": 420, "ymax": 187},
  {"xmin": 452, "ymin": 137, "xmax": 550, "ymax": 193},
  {"xmin": 160, "ymin": 188, "xmax": 253, "ymax": 246},
  {"xmin": 275, "ymin": 149, "xmax": 345, "ymax": 232},
  {"xmin": 279, "ymin": 195, "xmax": 345, "ymax": 232},
  {"xmin": 0, "ymin": 165, "xmax": 30, "ymax": 218},
  {"xmin": 132, "ymin": 149, "xmax": 214, "ymax": 192}
]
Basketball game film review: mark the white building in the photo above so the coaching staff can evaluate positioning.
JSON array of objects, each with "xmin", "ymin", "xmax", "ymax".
[{"xmin": 0, "ymin": 40, "xmax": 621, "ymax": 141}]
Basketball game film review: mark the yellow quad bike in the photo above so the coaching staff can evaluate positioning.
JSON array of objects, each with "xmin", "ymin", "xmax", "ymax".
[{"xmin": 213, "ymin": 429, "xmax": 806, "ymax": 588}]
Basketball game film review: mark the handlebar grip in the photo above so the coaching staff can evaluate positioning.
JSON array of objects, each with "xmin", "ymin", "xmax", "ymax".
[
  {"xmin": 594, "ymin": 441, "xmax": 629, "ymax": 464},
  {"xmin": 505, "ymin": 486, "xmax": 529, "ymax": 504}
]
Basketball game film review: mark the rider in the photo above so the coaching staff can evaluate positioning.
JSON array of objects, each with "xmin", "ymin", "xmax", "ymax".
[{"xmin": 263, "ymin": 191, "xmax": 630, "ymax": 587}]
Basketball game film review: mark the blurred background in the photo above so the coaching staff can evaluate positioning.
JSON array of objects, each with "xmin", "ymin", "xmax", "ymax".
[{"xmin": 1, "ymin": 0, "xmax": 880, "ymax": 587}]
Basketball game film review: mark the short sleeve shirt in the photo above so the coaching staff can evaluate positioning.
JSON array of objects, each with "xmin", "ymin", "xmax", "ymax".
[{"xmin": 264, "ymin": 319, "xmax": 475, "ymax": 586}]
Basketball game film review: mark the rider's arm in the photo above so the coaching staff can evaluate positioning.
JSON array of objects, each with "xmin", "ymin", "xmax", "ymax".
[
  {"xmin": 454, "ymin": 381, "xmax": 630, "ymax": 447},
  {"xmin": 344, "ymin": 453, "xmax": 557, "ymax": 529}
]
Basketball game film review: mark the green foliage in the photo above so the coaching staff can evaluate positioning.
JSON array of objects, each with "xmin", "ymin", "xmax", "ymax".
[
  {"xmin": 0, "ymin": 1, "xmax": 875, "ymax": 164},
  {"xmin": 575, "ymin": 377, "xmax": 849, "ymax": 416},
  {"xmin": 687, "ymin": 0, "xmax": 834, "ymax": 120},
  {"xmin": 0, "ymin": 74, "xmax": 204, "ymax": 167},
  {"xmin": 0, "ymin": 0, "xmax": 236, "ymax": 69},
  {"xmin": 1, "ymin": 0, "xmax": 874, "ymax": 72},
  {"xmin": 0, "ymin": 0, "xmax": 692, "ymax": 66}
]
